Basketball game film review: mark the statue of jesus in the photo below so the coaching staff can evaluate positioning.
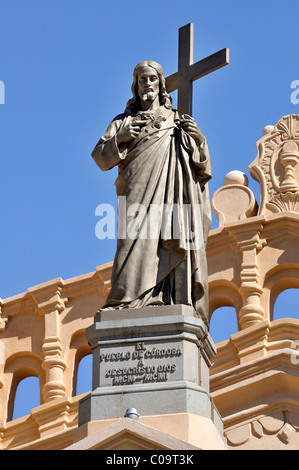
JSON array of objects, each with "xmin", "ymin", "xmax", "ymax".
[{"xmin": 92, "ymin": 60, "xmax": 212, "ymax": 327}]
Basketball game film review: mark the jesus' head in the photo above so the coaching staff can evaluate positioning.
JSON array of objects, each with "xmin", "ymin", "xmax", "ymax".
[{"xmin": 125, "ymin": 61, "xmax": 172, "ymax": 114}]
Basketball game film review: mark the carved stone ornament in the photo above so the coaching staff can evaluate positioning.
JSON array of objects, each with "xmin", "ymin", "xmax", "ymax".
[
  {"xmin": 249, "ymin": 114, "xmax": 299, "ymax": 215},
  {"xmin": 225, "ymin": 411, "xmax": 299, "ymax": 448},
  {"xmin": 211, "ymin": 170, "xmax": 258, "ymax": 226}
]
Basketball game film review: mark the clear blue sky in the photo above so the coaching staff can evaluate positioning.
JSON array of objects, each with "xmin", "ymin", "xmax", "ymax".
[{"xmin": 1, "ymin": 0, "xmax": 299, "ymax": 418}]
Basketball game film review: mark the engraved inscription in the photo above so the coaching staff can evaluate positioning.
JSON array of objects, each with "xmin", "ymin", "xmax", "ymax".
[{"xmin": 100, "ymin": 342, "xmax": 182, "ymax": 386}]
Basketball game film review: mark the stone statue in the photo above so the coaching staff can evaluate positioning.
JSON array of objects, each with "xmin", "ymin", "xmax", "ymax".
[{"xmin": 92, "ymin": 60, "xmax": 212, "ymax": 326}]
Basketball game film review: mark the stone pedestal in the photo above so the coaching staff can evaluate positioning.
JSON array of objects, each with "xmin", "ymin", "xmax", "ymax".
[{"xmin": 78, "ymin": 304, "xmax": 224, "ymax": 444}]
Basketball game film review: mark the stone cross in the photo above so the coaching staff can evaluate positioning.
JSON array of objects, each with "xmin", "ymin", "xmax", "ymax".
[{"xmin": 165, "ymin": 23, "xmax": 229, "ymax": 116}]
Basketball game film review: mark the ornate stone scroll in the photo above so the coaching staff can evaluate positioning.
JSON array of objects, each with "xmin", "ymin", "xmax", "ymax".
[{"xmin": 249, "ymin": 114, "xmax": 299, "ymax": 215}]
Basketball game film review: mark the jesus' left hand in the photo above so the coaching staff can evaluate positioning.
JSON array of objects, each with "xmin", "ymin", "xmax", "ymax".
[{"xmin": 180, "ymin": 114, "xmax": 205, "ymax": 146}]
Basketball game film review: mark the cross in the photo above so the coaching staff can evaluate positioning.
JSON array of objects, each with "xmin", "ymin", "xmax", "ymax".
[{"xmin": 165, "ymin": 23, "xmax": 229, "ymax": 116}]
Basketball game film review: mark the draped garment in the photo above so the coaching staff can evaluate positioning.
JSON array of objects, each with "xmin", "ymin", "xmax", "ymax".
[{"xmin": 92, "ymin": 106, "xmax": 212, "ymax": 326}]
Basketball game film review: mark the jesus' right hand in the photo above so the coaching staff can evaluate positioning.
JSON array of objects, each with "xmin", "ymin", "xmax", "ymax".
[{"xmin": 116, "ymin": 119, "xmax": 145, "ymax": 145}]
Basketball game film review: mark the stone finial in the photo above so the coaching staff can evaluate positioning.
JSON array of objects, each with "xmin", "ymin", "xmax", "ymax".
[
  {"xmin": 211, "ymin": 170, "xmax": 258, "ymax": 227},
  {"xmin": 249, "ymin": 114, "xmax": 299, "ymax": 215}
]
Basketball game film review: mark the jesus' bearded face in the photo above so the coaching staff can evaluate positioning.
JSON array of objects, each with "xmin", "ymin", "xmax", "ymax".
[{"xmin": 137, "ymin": 66, "xmax": 160, "ymax": 106}]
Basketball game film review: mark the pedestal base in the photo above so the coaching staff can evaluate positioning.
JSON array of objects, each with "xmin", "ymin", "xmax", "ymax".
[{"xmin": 78, "ymin": 305, "xmax": 224, "ymax": 443}]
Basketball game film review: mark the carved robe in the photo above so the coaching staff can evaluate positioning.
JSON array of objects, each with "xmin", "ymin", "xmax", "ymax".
[{"xmin": 92, "ymin": 105, "xmax": 212, "ymax": 326}]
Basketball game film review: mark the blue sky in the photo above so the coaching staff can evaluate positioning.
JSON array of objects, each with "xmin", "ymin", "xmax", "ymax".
[
  {"xmin": 1, "ymin": 0, "xmax": 299, "ymax": 301},
  {"xmin": 1, "ymin": 0, "xmax": 299, "ymax": 418}
]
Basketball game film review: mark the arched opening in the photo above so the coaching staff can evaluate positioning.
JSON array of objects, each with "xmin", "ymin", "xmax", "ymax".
[
  {"xmin": 5, "ymin": 355, "xmax": 43, "ymax": 422},
  {"xmin": 12, "ymin": 376, "xmax": 40, "ymax": 420},
  {"xmin": 264, "ymin": 266, "xmax": 299, "ymax": 321},
  {"xmin": 75, "ymin": 354, "xmax": 93, "ymax": 396},
  {"xmin": 273, "ymin": 288, "xmax": 299, "ymax": 321},
  {"xmin": 70, "ymin": 330, "xmax": 92, "ymax": 397},
  {"xmin": 209, "ymin": 306, "xmax": 239, "ymax": 343}
]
